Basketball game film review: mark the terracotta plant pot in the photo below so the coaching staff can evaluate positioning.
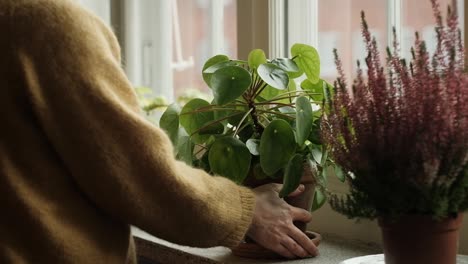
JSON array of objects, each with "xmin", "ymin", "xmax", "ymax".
[
  {"xmin": 234, "ymin": 163, "xmax": 319, "ymax": 258},
  {"xmin": 378, "ymin": 214, "xmax": 464, "ymax": 264},
  {"xmin": 284, "ymin": 164, "xmax": 315, "ymax": 232}
]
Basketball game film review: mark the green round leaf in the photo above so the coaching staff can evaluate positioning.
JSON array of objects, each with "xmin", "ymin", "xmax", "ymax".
[
  {"xmin": 288, "ymin": 78, "xmax": 297, "ymax": 93},
  {"xmin": 310, "ymin": 147, "xmax": 323, "ymax": 164},
  {"xmin": 278, "ymin": 106, "xmax": 296, "ymax": 115},
  {"xmin": 320, "ymin": 147, "xmax": 329, "ymax": 166},
  {"xmin": 311, "ymin": 188, "xmax": 326, "ymax": 211},
  {"xmin": 279, "ymin": 154, "xmax": 304, "ymax": 198},
  {"xmin": 334, "ymin": 165, "xmax": 346, "ymax": 182},
  {"xmin": 246, "ymin": 139, "xmax": 260, "ymax": 156},
  {"xmin": 257, "ymin": 63, "xmax": 289, "ymax": 90},
  {"xmin": 214, "ymin": 104, "xmax": 247, "ymax": 127},
  {"xmin": 180, "ymin": 99, "xmax": 214, "ymax": 144},
  {"xmin": 209, "ymin": 137, "xmax": 251, "ymax": 183},
  {"xmin": 214, "ymin": 109, "xmax": 233, "ymax": 127},
  {"xmin": 319, "ymin": 166, "xmax": 329, "ymax": 186},
  {"xmin": 227, "ymin": 112, "xmax": 245, "ymax": 126},
  {"xmin": 260, "ymin": 119, "xmax": 296, "ymax": 175},
  {"xmin": 253, "ymin": 163, "xmax": 268, "ymax": 180},
  {"xmin": 238, "ymin": 124, "xmax": 254, "ymax": 142},
  {"xmin": 211, "ymin": 66, "xmax": 252, "ymax": 105},
  {"xmin": 259, "ymin": 85, "xmax": 281, "ymax": 100},
  {"xmin": 308, "ymin": 122, "xmax": 322, "ymax": 145},
  {"xmin": 271, "ymin": 58, "xmax": 300, "ymax": 73},
  {"xmin": 248, "ymin": 49, "xmax": 267, "ymax": 70},
  {"xmin": 202, "ymin": 55, "xmax": 230, "ymax": 87},
  {"xmin": 198, "ymin": 122, "xmax": 224, "ymax": 135},
  {"xmin": 160, "ymin": 103, "xmax": 181, "ymax": 146},
  {"xmin": 176, "ymin": 135, "xmax": 193, "ymax": 166},
  {"xmin": 288, "ymin": 68, "xmax": 304, "ymax": 79},
  {"xmin": 301, "ymin": 79, "xmax": 324, "ymax": 102},
  {"xmin": 230, "ymin": 59, "xmax": 248, "ymax": 65},
  {"xmin": 259, "ymin": 78, "xmax": 297, "ymax": 103},
  {"xmin": 295, "ymin": 96, "xmax": 313, "ymax": 146},
  {"xmin": 291, "ymin": 43, "xmax": 321, "ymax": 83},
  {"xmin": 204, "ymin": 60, "xmax": 236, "ymax": 74}
]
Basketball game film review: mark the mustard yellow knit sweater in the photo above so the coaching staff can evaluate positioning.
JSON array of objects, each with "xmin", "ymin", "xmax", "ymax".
[{"xmin": 0, "ymin": 0, "xmax": 255, "ymax": 263}]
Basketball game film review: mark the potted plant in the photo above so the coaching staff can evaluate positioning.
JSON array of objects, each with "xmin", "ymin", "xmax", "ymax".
[
  {"xmin": 159, "ymin": 44, "xmax": 342, "ymax": 258},
  {"xmin": 322, "ymin": 1, "xmax": 467, "ymax": 263}
]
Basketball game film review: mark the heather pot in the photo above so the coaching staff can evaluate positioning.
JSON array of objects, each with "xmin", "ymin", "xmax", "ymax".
[{"xmin": 378, "ymin": 214, "xmax": 464, "ymax": 264}]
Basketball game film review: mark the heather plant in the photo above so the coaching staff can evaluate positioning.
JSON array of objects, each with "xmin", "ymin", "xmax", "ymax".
[{"xmin": 324, "ymin": 0, "xmax": 468, "ymax": 219}]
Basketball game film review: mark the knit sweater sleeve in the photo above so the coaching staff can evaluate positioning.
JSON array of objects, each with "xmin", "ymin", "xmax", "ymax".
[{"xmin": 10, "ymin": 0, "xmax": 254, "ymax": 248}]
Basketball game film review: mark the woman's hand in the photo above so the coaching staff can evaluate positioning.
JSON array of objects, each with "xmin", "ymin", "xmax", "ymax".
[{"xmin": 247, "ymin": 183, "xmax": 318, "ymax": 259}]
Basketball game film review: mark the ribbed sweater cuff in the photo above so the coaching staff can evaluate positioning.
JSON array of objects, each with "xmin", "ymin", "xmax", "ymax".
[{"xmin": 220, "ymin": 188, "xmax": 255, "ymax": 248}]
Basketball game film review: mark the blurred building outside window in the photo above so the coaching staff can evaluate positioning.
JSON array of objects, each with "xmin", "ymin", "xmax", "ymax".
[
  {"xmin": 75, "ymin": 0, "xmax": 237, "ymax": 104},
  {"xmin": 287, "ymin": 0, "xmax": 464, "ymax": 85}
]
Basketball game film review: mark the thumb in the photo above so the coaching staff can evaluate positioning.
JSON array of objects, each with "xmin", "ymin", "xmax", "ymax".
[{"xmin": 287, "ymin": 184, "xmax": 305, "ymax": 197}]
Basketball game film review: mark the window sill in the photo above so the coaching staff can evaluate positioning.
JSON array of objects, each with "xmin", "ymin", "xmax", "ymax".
[{"xmin": 132, "ymin": 227, "xmax": 381, "ymax": 264}]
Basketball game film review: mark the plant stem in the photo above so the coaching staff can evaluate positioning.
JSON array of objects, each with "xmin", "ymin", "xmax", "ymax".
[
  {"xmin": 257, "ymin": 109, "xmax": 295, "ymax": 120},
  {"xmin": 264, "ymin": 90, "xmax": 321, "ymax": 101},
  {"xmin": 194, "ymin": 144, "xmax": 208, "ymax": 150},
  {"xmin": 265, "ymin": 104, "xmax": 295, "ymax": 112},
  {"xmin": 233, "ymin": 108, "xmax": 254, "ymax": 138},
  {"xmin": 185, "ymin": 103, "xmax": 246, "ymax": 112},
  {"xmin": 233, "ymin": 122, "xmax": 251, "ymax": 136},
  {"xmin": 190, "ymin": 112, "xmax": 242, "ymax": 136},
  {"xmin": 193, "ymin": 147, "xmax": 206, "ymax": 158},
  {"xmin": 181, "ymin": 108, "xmax": 244, "ymax": 115},
  {"xmin": 258, "ymin": 114, "xmax": 271, "ymax": 126},
  {"xmin": 255, "ymin": 102, "xmax": 294, "ymax": 107},
  {"xmin": 260, "ymin": 94, "xmax": 304, "ymax": 103},
  {"xmin": 253, "ymin": 82, "xmax": 268, "ymax": 99}
]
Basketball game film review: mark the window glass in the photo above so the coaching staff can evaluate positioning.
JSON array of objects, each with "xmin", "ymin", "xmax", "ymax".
[
  {"xmin": 173, "ymin": 0, "xmax": 237, "ymax": 99},
  {"xmin": 401, "ymin": 0, "xmax": 464, "ymax": 59},
  {"xmin": 75, "ymin": 0, "xmax": 111, "ymax": 25},
  {"xmin": 317, "ymin": 0, "xmax": 389, "ymax": 83},
  {"xmin": 289, "ymin": 0, "xmax": 465, "ymax": 84},
  {"xmin": 76, "ymin": 0, "xmax": 237, "ymax": 102}
]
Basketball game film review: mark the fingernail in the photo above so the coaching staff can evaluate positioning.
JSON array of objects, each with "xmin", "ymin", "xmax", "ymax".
[{"xmin": 298, "ymin": 184, "xmax": 305, "ymax": 191}]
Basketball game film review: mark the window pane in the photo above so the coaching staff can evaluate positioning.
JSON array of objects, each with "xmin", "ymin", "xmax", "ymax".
[
  {"xmin": 173, "ymin": 0, "xmax": 237, "ymax": 99},
  {"xmin": 317, "ymin": 0, "xmax": 389, "ymax": 83},
  {"xmin": 401, "ymin": 0, "xmax": 464, "ymax": 59},
  {"xmin": 123, "ymin": 0, "xmax": 237, "ymax": 102},
  {"xmin": 76, "ymin": 0, "xmax": 111, "ymax": 25}
]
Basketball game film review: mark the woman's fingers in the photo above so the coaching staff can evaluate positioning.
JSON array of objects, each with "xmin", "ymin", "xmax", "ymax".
[
  {"xmin": 273, "ymin": 244, "xmax": 296, "ymax": 259},
  {"xmin": 288, "ymin": 227, "xmax": 319, "ymax": 257},
  {"xmin": 281, "ymin": 236, "xmax": 309, "ymax": 258},
  {"xmin": 248, "ymin": 183, "xmax": 318, "ymax": 259}
]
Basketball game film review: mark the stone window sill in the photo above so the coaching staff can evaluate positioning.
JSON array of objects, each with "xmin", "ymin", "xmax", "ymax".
[{"xmin": 132, "ymin": 227, "xmax": 382, "ymax": 264}]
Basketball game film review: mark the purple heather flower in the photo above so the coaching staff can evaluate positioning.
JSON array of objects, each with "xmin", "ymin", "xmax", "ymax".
[{"xmin": 323, "ymin": 0, "xmax": 467, "ymax": 189}]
